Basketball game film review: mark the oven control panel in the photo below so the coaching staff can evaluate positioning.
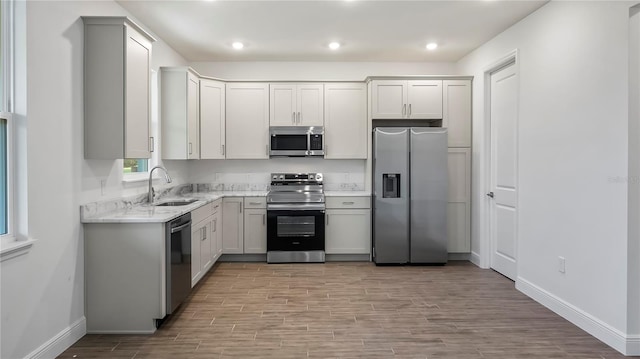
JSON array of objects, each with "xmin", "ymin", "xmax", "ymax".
[{"xmin": 270, "ymin": 173, "xmax": 323, "ymax": 184}]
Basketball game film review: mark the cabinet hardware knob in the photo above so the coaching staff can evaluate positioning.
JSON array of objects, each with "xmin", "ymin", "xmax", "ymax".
[{"xmin": 486, "ymin": 192, "xmax": 494, "ymax": 198}]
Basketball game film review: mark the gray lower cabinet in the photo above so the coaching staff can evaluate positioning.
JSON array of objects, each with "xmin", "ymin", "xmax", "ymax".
[
  {"xmin": 222, "ymin": 197, "xmax": 244, "ymax": 253},
  {"xmin": 325, "ymin": 196, "xmax": 371, "ymax": 255},
  {"xmin": 84, "ymin": 223, "xmax": 165, "ymax": 333}
]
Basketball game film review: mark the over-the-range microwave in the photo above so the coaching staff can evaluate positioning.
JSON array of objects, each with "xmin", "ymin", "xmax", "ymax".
[{"xmin": 269, "ymin": 126, "xmax": 324, "ymax": 157}]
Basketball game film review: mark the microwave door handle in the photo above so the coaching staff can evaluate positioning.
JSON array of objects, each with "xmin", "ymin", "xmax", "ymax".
[{"xmin": 307, "ymin": 133, "xmax": 311, "ymax": 155}]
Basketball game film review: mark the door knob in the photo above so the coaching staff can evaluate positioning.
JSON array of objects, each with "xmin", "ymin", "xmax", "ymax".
[{"xmin": 486, "ymin": 192, "xmax": 494, "ymax": 198}]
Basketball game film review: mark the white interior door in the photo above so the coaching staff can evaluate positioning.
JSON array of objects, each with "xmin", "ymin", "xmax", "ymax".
[{"xmin": 489, "ymin": 62, "xmax": 518, "ymax": 281}]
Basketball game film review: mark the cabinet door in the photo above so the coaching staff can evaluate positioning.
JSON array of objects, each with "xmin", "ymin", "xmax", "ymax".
[
  {"xmin": 297, "ymin": 84, "xmax": 324, "ymax": 126},
  {"xmin": 370, "ymin": 80, "xmax": 407, "ymax": 119},
  {"xmin": 226, "ymin": 83, "xmax": 269, "ymax": 159},
  {"xmin": 200, "ymin": 220, "xmax": 213, "ymax": 273},
  {"xmin": 325, "ymin": 209, "xmax": 371, "ymax": 254},
  {"xmin": 443, "ymin": 80, "xmax": 471, "ymax": 147},
  {"xmin": 244, "ymin": 209, "xmax": 267, "ymax": 254},
  {"xmin": 191, "ymin": 225, "xmax": 203, "ymax": 287},
  {"xmin": 200, "ymin": 79, "xmax": 226, "ymax": 159},
  {"xmin": 324, "ymin": 83, "xmax": 367, "ymax": 159},
  {"xmin": 270, "ymin": 84, "xmax": 296, "ymax": 126},
  {"xmin": 212, "ymin": 210, "xmax": 222, "ymax": 262},
  {"xmin": 222, "ymin": 198, "xmax": 244, "ymax": 253},
  {"xmin": 407, "ymin": 80, "xmax": 442, "ymax": 119},
  {"xmin": 124, "ymin": 28, "xmax": 152, "ymax": 159},
  {"xmin": 447, "ymin": 148, "xmax": 471, "ymax": 253},
  {"xmin": 187, "ymin": 72, "xmax": 200, "ymax": 159}
]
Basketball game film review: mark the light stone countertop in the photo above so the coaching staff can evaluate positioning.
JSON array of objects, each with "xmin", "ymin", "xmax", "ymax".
[{"xmin": 81, "ymin": 191, "xmax": 267, "ymax": 224}]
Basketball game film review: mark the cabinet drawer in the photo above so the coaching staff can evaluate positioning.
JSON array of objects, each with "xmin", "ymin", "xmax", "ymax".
[
  {"xmin": 191, "ymin": 202, "xmax": 214, "ymax": 226},
  {"xmin": 244, "ymin": 197, "xmax": 266, "ymax": 209},
  {"xmin": 326, "ymin": 196, "xmax": 371, "ymax": 209},
  {"xmin": 211, "ymin": 199, "xmax": 222, "ymax": 214}
]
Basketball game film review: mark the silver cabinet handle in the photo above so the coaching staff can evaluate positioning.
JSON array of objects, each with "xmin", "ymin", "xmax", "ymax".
[
  {"xmin": 262, "ymin": 213, "xmax": 265, "ymax": 225},
  {"xmin": 202, "ymin": 227, "xmax": 206, "ymax": 240},
  {"xmin": 342, "ymin": 201, "xmax": 355, "ymax": 205},
  {"xmin": 408, "ymin": 104, "xmax": 412, "ymax": 117},
  {"xmin": 297, "ymin": 112, "xmax": 301, "ymax": 124},
  {"xmin": 222, "ymin": 144, "xmax": 225, "ymax": 156},
  {"xmin": 149, "ymin": 137, "xmax": 154, "ymax": 152},
  {"xmin": 326, "ymin": 214, "xmax": 329, "ymax": 225},
  {"xmin": 249, "ymin": 202, "xmax": 261, "ymax": 205},
  {"xmin": 213, "ymin": 218, "xmax": 217, "ymax": 232},
  {"xmin": 189, "ymin": 142, "xmax": 193, "ymax": 155},
  {"xmin": 239, "ymin": 204, "xmax": 242, "ymax": 213},
  {"xmin": 402, "ymin": 104, "xmax": 406, "ymax": 117},
  {"xmin": 292, "ymin": 112, "xmax": 295, "ymax": 124},
  {"xmin": 487, "ymin": 192, "xmax": 495, "ymax": 198}
]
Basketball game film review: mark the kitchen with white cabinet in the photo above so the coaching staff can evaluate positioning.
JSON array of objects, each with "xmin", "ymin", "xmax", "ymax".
[{"xmin": 4, "ymin": 1, "xmax": 638, "ymax": 358}]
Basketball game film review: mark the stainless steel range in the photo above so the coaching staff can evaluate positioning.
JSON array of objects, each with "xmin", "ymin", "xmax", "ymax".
[{"xmin": 266, "ymin": 173, "xmax": 325, "ymax": 263}]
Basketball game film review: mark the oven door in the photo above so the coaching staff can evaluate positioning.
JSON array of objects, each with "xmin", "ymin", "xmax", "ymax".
[{"xmin": 267, "ymin": 209, "xmax": 325, "ymax": 251}]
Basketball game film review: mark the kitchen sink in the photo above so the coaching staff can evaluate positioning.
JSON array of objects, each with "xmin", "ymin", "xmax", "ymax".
[{"xmin": 154, "ymin": 199, "xmax": 198, "ymax": 207}]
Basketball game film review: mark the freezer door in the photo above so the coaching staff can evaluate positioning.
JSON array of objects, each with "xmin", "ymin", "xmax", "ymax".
[
  {"xmin": 373, "ymin": 128, "xmax": 409, "ymax": 264},
  {"xmin": 410, "ymin": 128, "xmax": 448, "ymax": 264}
]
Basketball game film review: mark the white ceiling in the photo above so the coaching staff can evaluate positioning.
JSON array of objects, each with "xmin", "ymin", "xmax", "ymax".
[{"xmin": 117, "ymin": 0, "xmax": 548, "ymax": 62}]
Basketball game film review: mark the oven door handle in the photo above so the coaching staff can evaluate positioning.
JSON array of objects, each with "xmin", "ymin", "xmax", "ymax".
[{"xmin": 267, "ymin": 204, "xmax": 326, "ymax": 211}]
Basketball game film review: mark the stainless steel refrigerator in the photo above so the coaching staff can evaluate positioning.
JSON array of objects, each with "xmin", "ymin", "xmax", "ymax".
[{"xmin": 373, "ymin": 127, "xmax": 448, "ymax": 264}]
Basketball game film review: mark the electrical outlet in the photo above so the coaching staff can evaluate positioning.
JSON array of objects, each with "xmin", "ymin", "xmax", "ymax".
[{"xmin": 558, "ymin": 256, "xmax": 566, "ymax": 273}]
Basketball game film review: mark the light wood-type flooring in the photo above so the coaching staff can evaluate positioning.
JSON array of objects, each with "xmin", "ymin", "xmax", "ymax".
[{"xmin": 59, "ymin": 261, "xmax": 628, "ymax": 358}]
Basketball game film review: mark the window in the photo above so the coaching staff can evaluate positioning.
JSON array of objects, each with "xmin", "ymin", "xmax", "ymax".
[
  {"xmin": 124, "ymin": 159, "xmax": 148, "ymax": 174},
  {"xmin": 1, "ymin": 0, "xmax": 13, "ymax": 239}
]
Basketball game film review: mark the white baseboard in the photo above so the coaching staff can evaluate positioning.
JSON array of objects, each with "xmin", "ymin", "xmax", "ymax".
[
  {"xmin": 516, "ymin": 277, "xmax": 638, "ymax": 356},
  {"xmin": 627, "ymin": 335, "xmax": 640, "ymax": 355},
  {"xmin": 26, "ymin": 316, "xmax": 86, "ymax": 359},
  {"xmin": 470, "ymin": 251, "xmax": 482, "ymax": 267}
]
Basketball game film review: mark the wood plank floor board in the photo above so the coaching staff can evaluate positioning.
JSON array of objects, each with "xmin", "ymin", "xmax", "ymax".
[{"xmin": 58, "ymin": 262, "xmax": 628, "ymax": 358}]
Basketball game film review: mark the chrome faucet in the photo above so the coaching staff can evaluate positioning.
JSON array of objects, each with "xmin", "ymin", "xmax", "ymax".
[{"xmin": 148, "ymin": 165, "xmax": 172, "ymax": 204}]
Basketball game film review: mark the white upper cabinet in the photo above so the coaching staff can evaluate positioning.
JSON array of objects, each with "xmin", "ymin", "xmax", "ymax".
[
  {"xmin": 370, "ymin": 80, "xmax": 406, "ymax": 119},
  {"xmin": 160, "ymin": 68, "xmax": 200, "ymax": 159},
  {"xmin": 226, "ymin": 83, "xmax": 270, "ymax": 159},
  {"xmin": 270, "ymin": 83, "xmax": 324, "ymax": 126},
  {"xmin": 406, "ymin": 80, "xmax": 443, "ymax": 119},
  {"xmin": 370, "ymin": 80, "xmax": 443, "ymax": 120},
  {"xmin": 200, "ymin": 79, "xmax": 226, "ymax": 159},
  {"xmin": 443, "ymin": 80, "xmax": 472, "ymax": 148},
  {"xmin": 324, "ymin": 83, "xmax": 367, "ymax": 159},
  {"xmin": 83, "ymin": 17, "xmax": 155, "ymax": 159}
]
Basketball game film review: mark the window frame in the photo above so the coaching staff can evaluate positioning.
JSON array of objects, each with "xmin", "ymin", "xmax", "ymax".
[{"xmin": 1, "ymin": 0, "xmax": 15, "ymax": 240}]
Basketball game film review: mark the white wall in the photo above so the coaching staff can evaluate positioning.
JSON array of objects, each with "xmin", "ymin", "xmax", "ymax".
[
  {"xmin": 0, "ymin": 1, "xmax": 187, "ymax": 358},
  {"xmin": 191, "ymin": 61, "xmax": 457, "ymax": 81},
  {"xmin": 457, "ymin": 1, "xmax": 637, "ymax": 354}
]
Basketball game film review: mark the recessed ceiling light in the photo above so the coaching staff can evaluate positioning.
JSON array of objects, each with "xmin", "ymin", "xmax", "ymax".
[
  {"xmin": 329, "ymin": 42, "xmax": 341, "ymax": 50},
  {"xmin": 426, "ymin": 43, "xmax": 438, "ymax": 50},
  {"xmin": 232, "ymin": 42, "xmax": 244, "ymax": 50}
]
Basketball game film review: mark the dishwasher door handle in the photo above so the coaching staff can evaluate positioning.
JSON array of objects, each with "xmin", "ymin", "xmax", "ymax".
[{"xmin": 171, "ymin": 220, "xmax": 192, "ymax": 234}]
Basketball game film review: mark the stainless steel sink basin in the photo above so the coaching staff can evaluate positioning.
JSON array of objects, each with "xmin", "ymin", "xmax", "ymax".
[{"xmin": 154, "ymin": 199, "xmax": 198, "ymax": 207}]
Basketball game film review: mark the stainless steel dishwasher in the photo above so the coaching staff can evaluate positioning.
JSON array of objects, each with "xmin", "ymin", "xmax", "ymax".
[{"xmin": 166, "ymin": 213, "xmax": 191, "ymax": 314}]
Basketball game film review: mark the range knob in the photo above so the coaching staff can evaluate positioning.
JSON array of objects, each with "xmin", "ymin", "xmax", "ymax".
[
  {"xmin": 272, "ymin": 175, "xmax": 278, "ymax": 180},
  {"xmin": 316, "ymin": 173, "xmax": 323, "ymax": 181},
  {"xmin": 308, "ymin": 174, "xmax": 314, "ymax": 179},
  {"xmin": 279, "ymin": 175, "xmax": 284, "ymax": 180}
]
